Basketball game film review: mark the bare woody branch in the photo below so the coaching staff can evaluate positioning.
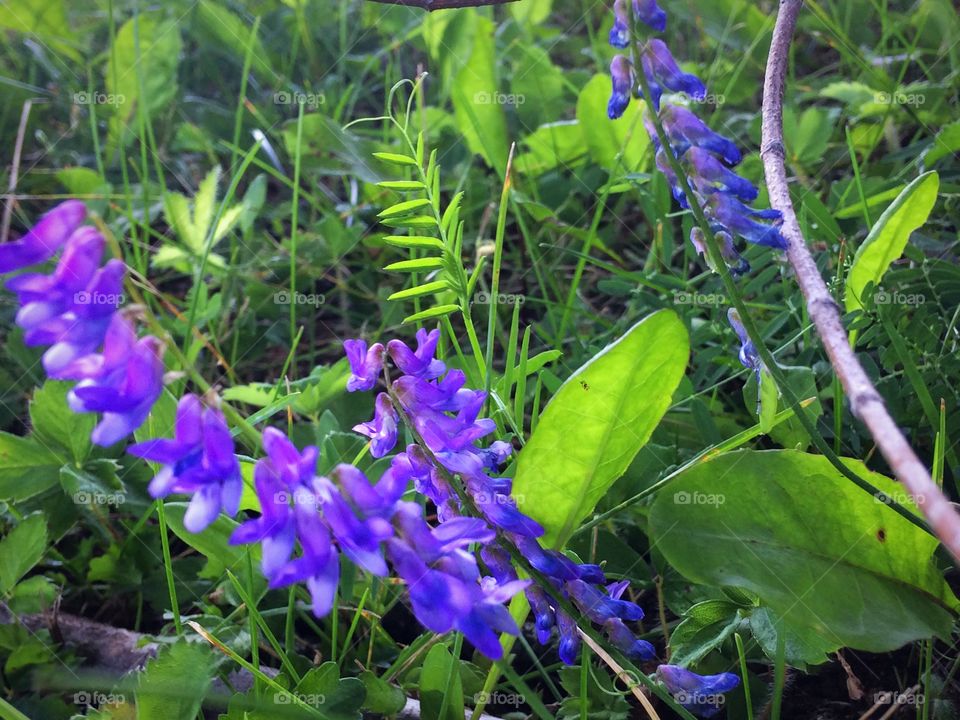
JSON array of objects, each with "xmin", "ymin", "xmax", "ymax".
[{"xmin": 760, "ymin": 0, "xmax": 960, "ymax": 562}]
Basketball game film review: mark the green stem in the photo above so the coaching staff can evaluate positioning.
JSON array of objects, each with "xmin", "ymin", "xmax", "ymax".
[{"xmin": 155, "ymin": 500, "xmax": 183, "ymax": 636}]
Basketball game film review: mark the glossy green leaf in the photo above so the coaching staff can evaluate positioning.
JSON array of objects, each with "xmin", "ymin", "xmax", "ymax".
[
  {"xmin": 845, "ymin": 172, "xmax": 939, "ymax": 312},
  {"xmin": 513, "ymin": 310, "xmax": 689, "ymax": 547},
  {"xmin": 0, "ymin": 514, "xmax": 47, "ymax": 595},
  {"xmin": 649, "ymin": 449, "xmax": 958, "ymax": 653}
]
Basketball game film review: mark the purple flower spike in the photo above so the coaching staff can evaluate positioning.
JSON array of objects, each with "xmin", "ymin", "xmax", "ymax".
[
  {"xmin": 657, "ymin": 665, "xmax": 741, "ymax": 718},
  {"xmin": 633, "ymin": 0, "xmax": 667, "ymax": 31},
  {"xmin": 386, "ymin": 329, "xmax": 444, "ymax": 379},
  {"xmin": 661, "ymin": 105, "xmax": 742, "ymax": 166},
  {"xmin": 68, "ymin": 315, "xmax": 165, "ymax": 447},
  {"xmin": 566, "ymin": 578, "xmax": 644, "ymax": 624},
  {"xmin": 641, "ymin": 40, "xmax": 706, "ymax": 109},
  {"xmin": 608, "ymin": 55, "xmax": 634, "ymax": 120},
  {"xmin": 609, "ymin": 0, "xmax": 631, "ymax": 48},
  {"xmin": 556, "ymin": 611, "xmax": 581, "ymax": 665},
  {"xmin": 727, "ymin": 308, "xmax": 761, "ymax": 382},
  {"xmin": 686, "ymin": 147, "xmax": 758, "ymax": 202},
  {"xmin": 353, "ymin": 392, "xmax": 399, "ymax": 458},
  {"xmin": 129, "ymin": 394, "xmax": 242, "ymax": 532},
  {"xmin": 706, "ymin": 194, "xmax": 787, "ymax": 249},
  {"xmin": 0, "ymin": 200, "xmax": 86, "ymax": 273},
  {"xmin": 345, "ymin": 339, "xmax": 384, "ymax": 392},
  {"xmin": 604, "ymin": 618, "xmax": 657, "ymax": 661}
]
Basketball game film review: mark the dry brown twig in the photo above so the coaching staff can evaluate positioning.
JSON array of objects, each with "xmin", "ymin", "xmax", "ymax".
[{"xmin": 761, "ymin": 0, "xmax": 960, "ymax": 562}]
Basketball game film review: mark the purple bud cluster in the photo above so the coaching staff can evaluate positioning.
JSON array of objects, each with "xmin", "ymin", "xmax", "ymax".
[
  {"xmin": 606, "ymin": 0, "xmax": 786, "ymax": 276},
  {"xmin": 345, "ymin": 330, "xmax": 655, "ymax": 665},
  {"xmin": 0, "ymin": 201, "xmax": 164, "ymax": 446}
]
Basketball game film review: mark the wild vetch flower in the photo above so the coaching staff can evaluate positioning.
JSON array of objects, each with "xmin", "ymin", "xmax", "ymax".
[
  {"xmin": 633, "ymin": 0, "xmax": 667, "ymax": 31},
  {"xmin": 639, "ymin": 39, "xmax": 706, "ymax": 110},
  {"xmin": 656, "ymin": 665, "xmax": 741, "ymax": 718},
  {"xmin": 658, "ymin": 105, "xmax": 742, "ymax": 166},
  {"xmin": 604, "ymin": 618, "xmax": 656, "ymax": 660},
  {"xmin": 67, "ymin": 314, "xmax": 165, "ymax": 447},
  {"xmin": 6, "ymin": 227, "xmax": 126, "ymax": 378},
  {"xmin": 345, "ymin": 332, "xmax": 660, "ymax": 664},
  {"xmin": 686, "ymin": 147, "xmax": 759, "ymax": 202},
  {"xmin": 353, "ymin": 392, "xmax": 399, "ymax": 458},
  {"xmin": 689, "ymin": 228, "xmax": 750, "ymax": 278},
  {"xmin": 706, "ymin": 194, "xmax": 787, "ymax": 250},
  {"xmin": 728, "ymin": 308, "xmax": 761, "ymax": 383},
  {"xmin": 128, "ymin": 394, "xmax": 242, "ymax": 532},
  {"xmin": 608, "ymin": 55, "xmax": 634, "ymax": 120},
  {"xmin": 0, "ymin": 200, "xmax": 86, "ymax": 273},
  {"xmin": 609, "ymin": 0, "xmax": 631, "ymax": 48},
  {"xmin": 344, "ymin": 339, "xmax": 384, "ymax": 392}
]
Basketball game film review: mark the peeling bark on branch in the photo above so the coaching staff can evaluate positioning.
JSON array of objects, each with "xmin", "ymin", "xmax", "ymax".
[{"xmin": 760, "ymin": 0, "xmax": 960, "ymax": 563}]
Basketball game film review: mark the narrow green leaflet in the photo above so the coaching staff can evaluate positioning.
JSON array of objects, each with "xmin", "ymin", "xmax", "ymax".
[
  {"xmin": 514, "ymin": 310, "xmax": 689, "ymax": 547},
  {"xmin": 650, "ymin": 449, "xmax": 958, "ymax": 653},
  {"xmin": 845, "ymin": 171, "xmax": 939, "ymax": 312},
  {"xmin": 0, "ymin": 514, "xmax": 48, "ymax": 595}
]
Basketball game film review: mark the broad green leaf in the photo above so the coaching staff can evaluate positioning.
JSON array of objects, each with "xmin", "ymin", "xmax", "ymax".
[
  {"xmin": 513, "ymin": 121, "xmax": 585, "ymax": 176},
  {"xmin": 194, "ymin": 0, "xmax": 275, "ymax": 80},
  {"xmin": 137, "ymin": 642, "xmax": 214, "ymax": 720},
  {"xmin": 923, "ymin": 120, "xmax": 960, "ymax": 166},
  {"xmin": 668, "ymin": 600, "xmax": 744, "ymax": 667},
  {"xmin": 509, "ymin": 0, "xmax": 552, "ymax": 24},
  {"xmin": 845, "ymin": 172, "xmax": 939, "ymax": 312},
  {"xmin": 359, "ymin": 671, "xmax": 405, "ymax": 715},
  {"xmin": 0, "ymin": 514, "xmax": 47, "ymax": 595},
  {"xmin": 193, "ymin": 166, "xmax": 221, "ymax": 243},
  {"xmin": 450, "ymin": 13, "xmax": 509, "ymax": 173},
  {"xmin": 649, "ymin": 449, "xmax": 958, "ymax": 654},
  {"xmin": 783, "ymin": 107, "xmax": 835, "ymax": 166},
  {"xmin": 575, "ymin": 74, "xmax": 649, "ymax": 173},
  {"xmin": 513, "ymin": 310, "xmax": 689, "ymax": 547},
  {"xmin": 296, "ymin": 662, "xmax": 366, "ymax": 720},
  {"xmin": 106, "ymin": 15, "xmax": 182, "ymax": 150},
  {"xmin": 420, "ymin": 645, "xmax": 464, "ymax": 720},
  {"xmin": 749, "ymin": 606, "xmax": 834, "ymax": 670},
  {"xmin": 0, "ymin": 432, "xmax": 65, "ymax": 501},
  {"xmin": 30, "ymin": 381, "xmax": 94, "ymax": 464},
  {"xmin": 0, "ymin": 0, "xmax": 80, "ymax": 62}
]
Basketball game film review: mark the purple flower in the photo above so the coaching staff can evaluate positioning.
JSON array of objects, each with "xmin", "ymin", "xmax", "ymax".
[
  {"xmin": 345, "ymin": 339, "xmax": 384, "ymax": 392},
  {"xmin": 386, "ymin": 329, "xmax": 444, "ymax": 379},
  {"xmin": 67, "ymin": 315, "xmax": 165, "ymax": 447},
  {"xmin": 526, "ymin": 585, "xmax": 556, "ymax": 645},
  {"xmin": 686, "ymin": 147, "xmax": 758, "ymax": 202},
  {"xmin": 603, "ymin": 618, "xmax": 656, "ymax": 661},
  {"xmin": 640, "ymin": 39, "xmax": 706, "ymax": 110},
  {"xmin": 128, "ymin": 394, "xmax": 242, "ymax": 532},
  {"xmin": 353, "ymin": 392, "xmax": 399, "ymax": 458},
  {"xmin": 657, "ymin": 665, "xmax": 741, "ymax": 718},
  {"xmin": 608, "ymin": 55, "xmax": 633, "ymax": 120},
  {"xmin": 0, "ymin": 200, "xmax": 86, "ymax": 273},
  {"xmin": 556, "ymin": 611, "xmax": 581, "ymax": 665},
  {"xmin": 566, "ymin": 578, "xmax": 644, "ymax": 624},
  {"xmin": 706, "ymin": 194, "xmax": 786, "ymax": 249},
  {"xmin": 633, "ymin": 0, "xmax": 667, "ymax": 31},
  {"xmin": 727, "ymin": 308, "xmax": 761, "ymax": 382},
  {"xmin": 609, "ymin": 0, "xmax": 631, "ymax": 48},
  {"xmin": 689, "ymin": 228, "xmax": 750, "ymax": 278},
  {"xmin": 660, "ymin": 105, "xmax": 742, "ymax": 166}
]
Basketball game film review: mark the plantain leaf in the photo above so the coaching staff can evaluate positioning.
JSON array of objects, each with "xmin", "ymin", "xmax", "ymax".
[
  {"xmin": 513, "ymin": 310, "xmax": 689, "ymax": 547},
  {"xmin": 650, "ymin": 449, "xmax": 958, "ymax": 655}
]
